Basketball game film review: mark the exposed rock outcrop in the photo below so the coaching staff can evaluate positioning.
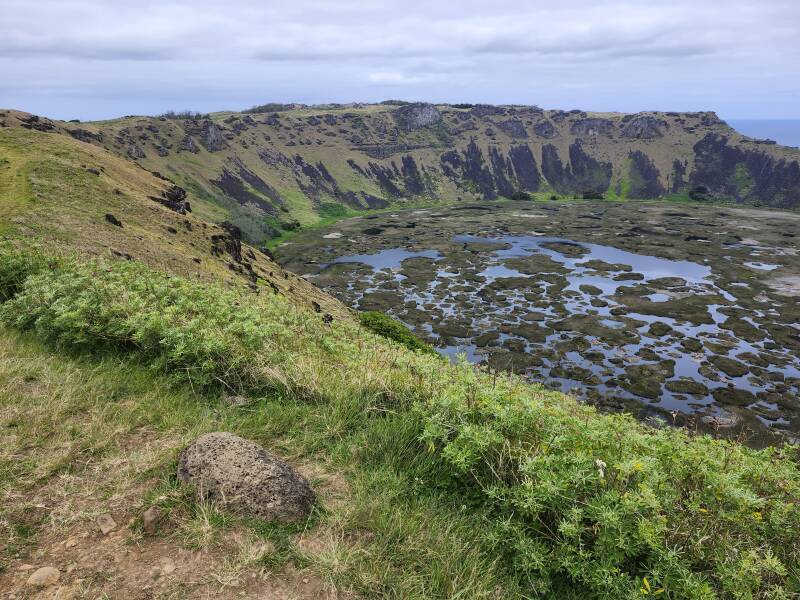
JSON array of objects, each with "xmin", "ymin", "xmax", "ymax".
[
  {"xmin": 69, "ymin": 128, "xmax": 103, "ymax": 143},
  {"xmin": 627, "ymin": 151, "xmax": 665, "ymax": 198},
  {"xmin": 178, "ymin": 135, "xmax": 199, "ymax": 153},
  {"xmin": 570, "ymin": 118, "xmax": 614, "ymax": 138},
  {"xmin": 533, "ymin": 120, "xmax": 558, "ymax": 139},
  {"xmin": 148, "ymin": 185, "xmax": 191, "ymax": 214},
  {"xmin": 496, "ymin": 120, "xmax": 528, "ymax": 139},
  {"xmin": 621, "ymin": 115, "xmax": 668, "ymax": 139},
  {"xmin": 690, "ymin": 134, "xmax": 800, "ymax": 207},
  {"xmin": 393, "ymin": 103, "xmax": 442, "ymax": 131}
]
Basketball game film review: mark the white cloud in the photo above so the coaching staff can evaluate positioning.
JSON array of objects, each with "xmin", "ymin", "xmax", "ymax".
[{"xmin": 0, "ymin": 0, "xmax": 797, "ymax": 119}]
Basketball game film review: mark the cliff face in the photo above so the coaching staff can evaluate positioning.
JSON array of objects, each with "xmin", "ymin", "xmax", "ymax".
[{"xmin": 4, "ymin": 103, "xmax": 798, "ymax": 243}]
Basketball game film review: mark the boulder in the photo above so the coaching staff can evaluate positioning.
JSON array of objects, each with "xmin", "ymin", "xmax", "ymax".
[{"xmin": 177, "ymin": 432, "xmax": 314, "ymax": 522}]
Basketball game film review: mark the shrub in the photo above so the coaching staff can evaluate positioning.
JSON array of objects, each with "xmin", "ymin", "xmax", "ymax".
[
  {"xmin": 159, "ymin": 110, "xmax": 208, "ymax": 120},
  {"xmin": 358, "ymin": 311, "xmax": 436, "ymax": 355},
  {"xmin": 280, "ymin": 220, "xmax": 301, "ymax": 232},
  {"xmin": 510, "ymin": 191, "xmax": 533, "ymax": 201},
  {"xmin": 0, "ymin": 246, "xmax": 48, "ymax": 302},
  {"xmin": 318, "ymin": 202, "xmax": 348, "ymax": 219},
  {"xmin": 242, "ymin": 103, "xmax": 294, "ymax": 114},
  {"xmin": 690, "ymin": 185, "xmax": 711, "ymax": 201},
  {"xmin": 1, "ymin": 250, "xmax": 798, "ymax": 598}
]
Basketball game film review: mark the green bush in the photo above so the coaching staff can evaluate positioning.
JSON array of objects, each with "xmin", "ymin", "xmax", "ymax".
[
  {"xmin": 582, "ymin": 189, "xmax": 605, "ymax": 200},
  {"xmin": 1, "ymin": 250, "xmax": 799, "ymax": 598},
  {"xmin": 358, "ymin": 310, "xmax": 436, "ymax": 355},
  {"xmin": 318, "ymin": 202, "xmax": 348, "ymax": 219},
  {"xmin": 0, "ymin": 246, "xmax": 48, "ymax": 302},
  {"xmin": 510, "ymin": 191, "xmax": 533, "ymax": 201}
]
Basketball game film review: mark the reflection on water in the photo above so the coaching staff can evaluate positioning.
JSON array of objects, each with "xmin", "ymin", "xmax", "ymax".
[{"xmin": 320, "ymin": 233, "xmax": 800, "ymax": 438}]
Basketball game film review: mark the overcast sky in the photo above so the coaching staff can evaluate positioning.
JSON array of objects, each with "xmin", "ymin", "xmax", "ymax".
[{"xmin": 1, "ymin": 0, "xmax": 798, "ymax": 121}]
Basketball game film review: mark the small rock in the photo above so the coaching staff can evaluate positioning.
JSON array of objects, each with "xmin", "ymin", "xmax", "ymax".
[
  {"xmin": 159, "ymin": 557, "xmax": 176, "ymax": 575},
  {"xmin": 19, "ymin": 563, "xmax": 34, "ymax": 571},
  {"xmin": 26, "ymin": 566, "xmax": 60, "ymax": 587},
  {"xmin": 64, "ymin": 538, "xmax": 78, "ymax": 548},
  {"xmin": 97, "ymin": 513, "xmax": 117, "ymax": 535},
  {"xmin": 142, "ymin": 507, "xmax": 161, "ymax": 535},
  {"xmin": 105, "ymin": 213, "xmax": 123, "ymax": 227}
]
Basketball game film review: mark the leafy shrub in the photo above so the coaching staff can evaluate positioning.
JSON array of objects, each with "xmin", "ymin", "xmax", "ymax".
[
  {"xmin": 358, "ymin": 311, "xmax": 436, "ymax": 355},
  {"xmin": 159, "ymin": 110, "xmax": 208, "ymax": 120},
  {"xmin": 0, "ymin": 247, "xmax": 48, "ymax": 302},
  {"xmin": 242, "ymin": 103, "xmax": 294, "ymax": 114},
  {"xmin": 280, "ymin": 220, "xmax": 301, "ymax": 232},
  {"xmin": 1, "ymin": 250, "xmax": 799, "ymax": 598},
  {"xmin": 582, "ymin": 189, "xmax": 605, "ymax": 200},
  {"xmin": 318, "ymin": 202, "xmax": 348, "ymax": 219},
  {"xmin": 510, "ymin": 191, "xmax": 532, "ymax": 201},
  {"xmin": 690, "ymin": 185, "xmax": 711, "ymax": 201}
]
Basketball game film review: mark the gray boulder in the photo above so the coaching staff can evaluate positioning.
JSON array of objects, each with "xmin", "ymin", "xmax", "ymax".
[{"xmin": 177, "ymin": 432, "xmax": 314, "ymax": 522}]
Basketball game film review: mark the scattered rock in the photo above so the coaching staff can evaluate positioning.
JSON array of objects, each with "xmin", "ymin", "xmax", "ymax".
[
  {"xmin": 26, "ymin": 566, "xmax": 60, "ymax": 587},
  {"xmin": 142, "ymin": 507, "xmax": 161, "ymax": 535},
  {"xmin": 177, "ymin": 432, "xmax": 315, "ymax": 522},
  {"xmin": 105, "ymin": 213, "xmax": 123, "ymax": 227},
  {"xmin": 97, "ymin": 513, "xmax": 117, "ymax": 535}
]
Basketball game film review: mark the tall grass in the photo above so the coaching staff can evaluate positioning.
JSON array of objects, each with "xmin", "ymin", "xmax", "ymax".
[{"xmin": 1, "ymin": 250, "xmax": 798, "ymax": 598}]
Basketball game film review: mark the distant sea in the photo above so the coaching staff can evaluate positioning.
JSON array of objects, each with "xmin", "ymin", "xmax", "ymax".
[{"xmin": 727, "ymin": 119, "xmax": 800, "ymax": 148}]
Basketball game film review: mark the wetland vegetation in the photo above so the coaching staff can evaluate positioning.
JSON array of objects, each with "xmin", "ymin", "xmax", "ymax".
[{"xmin": 278, "ymin": 199, "xmax": 800, "ymax": 445}]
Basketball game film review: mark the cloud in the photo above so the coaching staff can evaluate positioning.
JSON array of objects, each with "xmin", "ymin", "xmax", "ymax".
[{"xmin": 0, "ymin": 0, "xmax": 798, "ymax": 119}]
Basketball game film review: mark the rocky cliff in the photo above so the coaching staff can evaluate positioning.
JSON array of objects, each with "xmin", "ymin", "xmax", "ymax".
[{"xmin": 3, "ymin": 103, "xmax": 798, "ymax": 243}]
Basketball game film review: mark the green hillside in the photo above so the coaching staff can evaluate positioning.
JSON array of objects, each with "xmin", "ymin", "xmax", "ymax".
[
  {"xmin": 0, "ymin": 112, "xmax": 799, "ymax": 598},
  {"xmin": 4, "ymin": 103, "xmax": 800, "ymax": 246},
  {"xmin": 0, "ymin": 112, "xmax": 348, "ymax": 319}
]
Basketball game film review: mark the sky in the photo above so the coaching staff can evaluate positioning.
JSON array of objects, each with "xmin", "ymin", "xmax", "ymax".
[{"xmin": 1, "ymin": 0, "xmax": 798, "ymax": 121}]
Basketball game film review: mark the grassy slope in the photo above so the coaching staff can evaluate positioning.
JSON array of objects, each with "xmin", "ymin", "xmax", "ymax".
[
  {"xmin": 13, "ymin": 105, "xmax": 779, "ymax": 243},
  {"xmin": 0, "ymin": 324, "xmax": 507, "ymax": 598},
  {"xmin": 0, "ymin": 117, "xmax": 349, "ymax": 320},
  {"xmin": 1, "ymin": 110, "xmax": 799, "ymax": 598},
  {"xmin": 1, "ymin": 255, "xmax": 798, "ymax": 599}
]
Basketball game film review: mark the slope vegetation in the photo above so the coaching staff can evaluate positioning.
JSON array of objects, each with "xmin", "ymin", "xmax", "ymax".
[
  {"xmin": 4, "ymin": 103, "xmax": 799, "ymax": 245},
  {"xmin": 0, "ymin": 111, "xmax": 347, "ymax": 319},
  {"xmin": 1, "ymin": 245, "xmax": 799, "ymax": 598}
]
